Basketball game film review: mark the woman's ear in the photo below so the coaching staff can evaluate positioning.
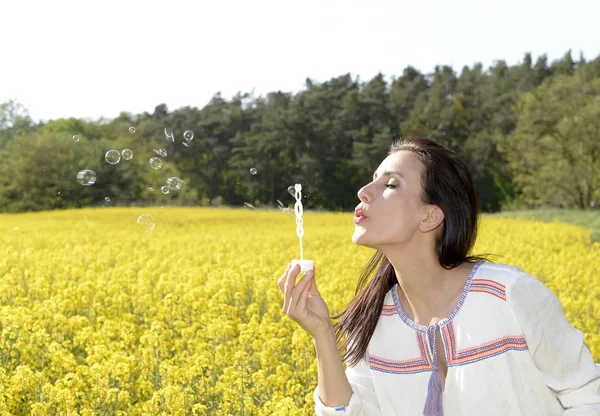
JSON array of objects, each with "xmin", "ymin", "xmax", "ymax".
[{"xmin": 420, "ymin": 205, "xmax": 444, "ymax": 233}]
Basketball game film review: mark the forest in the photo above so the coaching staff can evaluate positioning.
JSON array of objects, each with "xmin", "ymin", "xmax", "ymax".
[{"xmin": 1, "ymin": 50, "xmax": 599, "ymax": 213}]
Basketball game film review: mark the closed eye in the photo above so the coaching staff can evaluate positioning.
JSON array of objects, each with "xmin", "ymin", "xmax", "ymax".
[{"xmin": 385, "ymin": 184, "xmax": 398, "ymax": 188}]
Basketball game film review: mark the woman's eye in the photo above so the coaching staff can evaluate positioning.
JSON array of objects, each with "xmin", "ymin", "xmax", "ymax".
[{"xmin": 385, "ymin": 184, "xmax": 398, "ymax": 188}]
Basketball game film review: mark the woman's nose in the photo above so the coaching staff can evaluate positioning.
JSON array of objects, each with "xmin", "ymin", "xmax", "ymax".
[{"xmin": 357, "ymin": 185, "xmax": 370, "ymax": 202}]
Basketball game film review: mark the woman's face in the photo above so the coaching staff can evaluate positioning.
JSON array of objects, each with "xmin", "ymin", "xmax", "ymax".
[{"xmin": 352, "ymin": 150, "xmax": 431, "ymax": 249}]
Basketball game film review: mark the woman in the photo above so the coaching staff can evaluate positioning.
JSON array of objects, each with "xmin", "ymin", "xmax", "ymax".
[{"xmin": 277, "ymin": 137, "xmax": 600, "ymax": 415}]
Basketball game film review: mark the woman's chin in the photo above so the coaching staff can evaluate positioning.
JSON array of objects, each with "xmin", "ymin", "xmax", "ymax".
[
  {"xmin": 352, "ymin": 231, "xmax": 371, "ymax": 247},
  {"xmin": 353, "ymin": 229, "xmax": 385, "ymax": 250}
]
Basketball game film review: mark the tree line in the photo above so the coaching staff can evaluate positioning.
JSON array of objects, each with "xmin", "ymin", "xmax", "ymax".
[{"xmin": 1, "ymin": 50, "xmax": 599, "ymax": 213}]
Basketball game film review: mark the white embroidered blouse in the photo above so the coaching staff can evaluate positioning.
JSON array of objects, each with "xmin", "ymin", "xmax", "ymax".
[{"xmin": 314, "ymin": 260, "xmax": 600, "ymax": 415}]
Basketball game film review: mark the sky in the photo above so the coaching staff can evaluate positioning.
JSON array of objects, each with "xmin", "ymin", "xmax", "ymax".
[{"xmin": 2, "ymin": 0, "xmax": 599, "ymax": 123}]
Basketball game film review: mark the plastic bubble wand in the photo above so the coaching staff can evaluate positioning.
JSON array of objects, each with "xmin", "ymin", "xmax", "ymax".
[{"xmin": 291, "ymin": 184, "xmax": 314, "ymax": 272}]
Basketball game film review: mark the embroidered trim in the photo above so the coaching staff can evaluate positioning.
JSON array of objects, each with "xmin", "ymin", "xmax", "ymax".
[
  {"xmin": 380, "ymin": 305, "xmax": 396, "ymax": 316},
  {"xmin": 390, "ymin": 259, "xmax": 486, "ymax": 333},
  {"xmin": 442, "ymin": 321, "xmax": 528, "ymax": 366},
  {"xmin": 469, "ymin": 279, "xmax": 506, "ymax": 300},
  {"xmin": 369, "ymin": 332, "xmax": 433, "ymax": 374},
  {"xmin": 369, "ymin": 323, "xmax": 528, "ymax": 375},
  {"xmin": 372, "ymin": 262, "xmax": 527, "ymax": 377}
]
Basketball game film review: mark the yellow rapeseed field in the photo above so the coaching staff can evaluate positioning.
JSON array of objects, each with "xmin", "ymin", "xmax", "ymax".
[{"xmin": 0, "ymin": 207, "xmax": 598, "ymax": 415}]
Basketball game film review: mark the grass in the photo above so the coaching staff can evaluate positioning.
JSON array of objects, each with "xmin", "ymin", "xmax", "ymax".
[{"xmin": 485, "ymin": 209, "xmax": 600, "ymax": 242}]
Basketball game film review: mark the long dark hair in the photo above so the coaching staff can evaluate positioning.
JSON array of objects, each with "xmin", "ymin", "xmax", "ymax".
[{"xmin": 331, "ymin": 137, "xmax": 495, "ymax": 367}]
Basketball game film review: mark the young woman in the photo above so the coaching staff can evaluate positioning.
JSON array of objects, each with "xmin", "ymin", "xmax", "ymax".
[{"xmin": 277, "ymin": 137, "xmax": 600, "ymax": 415}]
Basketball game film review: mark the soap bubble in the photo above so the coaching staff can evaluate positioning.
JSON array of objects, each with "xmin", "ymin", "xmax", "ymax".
[
  {"xmin": 250, "ymin": 168, "xmax": 257, "ymax": 175},
  {"xmin": 161, "ymin": 186, "xmax": 170, "ymax": 194},
  {"xmin": 183, "ymin": 130, "xmax": 194, "ymax": 141},
  {"xmin": 287, "ymin": 186, "xmax": 296, "ymax": 197},
  {"xmin": 149, "ymin": 157, "xmax": 163, "ymax": 170},
  {"xmin": 129, "ymin": 126, "xmax": 136, "ymax": 133},
  {"xmin": 244, "ymin": 202, "xmax": 256, "ymax": 209},
  {"xmin": 105, "ymin": 197, "xmax": 110, "ymax": 203},
  {"xmin": 72, "ymin": 135, "xmax": 80, "ymax": 142},
  {"xmin": 153, "ymin": 148, "xmax": 167, "ymax": 157},
  {"xmin": 164, "ymin": 128, "xmax": 174, "ymax": 142},
  {"xmin": 137, "ymin": 214, "xmax": 155, "ymax": 232},
  {"xmin": 276, "ymin": 199, "xmax": 290, "ymax": 212},
  {"xmin": 77, "ymin": 170, "xmax": 97, "ymax": 186},
  {"xmin": 105, "ymin": 150, "xmax": 121, "ymax": 164},
  {"xmin": 166, "ymin": 177, "xmax": 185, "ymax": 191},
  {"xmin": 122, "ymin": 149, "xmax": 133, "ymax": 160}
]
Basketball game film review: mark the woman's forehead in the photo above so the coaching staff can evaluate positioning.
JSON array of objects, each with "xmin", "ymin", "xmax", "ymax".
[{"xmin": 380, "ymin": 151, "xmax": 421, "ymax": 174}]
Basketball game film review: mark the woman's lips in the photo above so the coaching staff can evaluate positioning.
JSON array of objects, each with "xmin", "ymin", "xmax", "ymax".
[{"xmin": 354, "ymin": 215, "xmax": 366, "ymax": 224}]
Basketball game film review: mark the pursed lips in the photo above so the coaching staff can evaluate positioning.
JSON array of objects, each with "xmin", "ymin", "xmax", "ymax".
[
  {"xmin": 354, "ymin": 209, "xmax": 367, "ymax": 223},
  {"xmin": 354, "ymin": 209, "xmax": 367, "ymax": 218}
]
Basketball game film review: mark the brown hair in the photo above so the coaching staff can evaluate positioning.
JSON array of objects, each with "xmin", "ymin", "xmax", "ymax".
[{"xmin": 331, "ymin": 137, "xmax": 495, "ymax": 367}]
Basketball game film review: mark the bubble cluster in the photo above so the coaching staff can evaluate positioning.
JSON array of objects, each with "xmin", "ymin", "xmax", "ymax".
[
  {"xmin": 105, "ymin": 150, "xmax": 121, "ymax": 164},
  {"xmin": 183, "ymin": 130, "xmax": 194, "ymax": 141},
  {"xmin": 66, "ymin": 125, "xmax": 246, "ymax": 228},
  {"xmin": 153, "ymin": 148, "xmax": 167, "ymax": 157},
  {"xmin": 137, "ymin": 214, "xmax": 155, "ymax": 232},
  {"xmin": 149, "ymin": 157, "xmax": 163, "ymax": 170},
  {"xmin": 122, "ymin": 149, "xmax": 134, "ymax": 160},
  {"xmin": 77, "ymin": 170, "xmax": 97, "ymax": 186},
  {"xmin": 167, "ymin": 177, "xmax": 184, "ymax": 191},
  {"xmin": 250, "ymin": 168, "xmax": 257, "ymax": 175}
]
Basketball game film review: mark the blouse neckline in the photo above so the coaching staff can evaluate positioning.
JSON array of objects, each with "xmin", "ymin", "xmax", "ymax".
[{"xmin": 390, "ymin": 259, "xmax": 486, "ymax": 333}]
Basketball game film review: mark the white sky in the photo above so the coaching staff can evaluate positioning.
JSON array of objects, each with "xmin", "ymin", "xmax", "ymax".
[{"xmin": 2, "ymin": 0, "xmax": 599, "ymax": 123}]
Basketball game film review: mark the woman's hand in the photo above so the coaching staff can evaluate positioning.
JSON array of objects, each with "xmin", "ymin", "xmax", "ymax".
[{"xmin": 278, "ymin": 263, "xmax": 332, "ymax": 338}]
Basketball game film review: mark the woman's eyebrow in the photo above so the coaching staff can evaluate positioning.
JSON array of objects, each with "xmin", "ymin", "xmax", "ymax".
[{"xmin": 373, "ymin": 170, "xmax": 404, "ymax": 180}]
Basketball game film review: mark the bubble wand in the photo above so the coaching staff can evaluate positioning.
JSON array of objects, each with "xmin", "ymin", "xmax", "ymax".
[{"xmin": 291, "ymin": 184, "xmax": 314, "ymax": 273}]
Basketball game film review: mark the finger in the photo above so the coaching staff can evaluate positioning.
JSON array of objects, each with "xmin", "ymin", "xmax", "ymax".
[
  {"xmin": 287, "ymin": 270, "xmax": 314, "ymax": 313},
  {"xmin": 295, "ymin": 271, "xmax": 314, "ymax": 312},
  {"xmin": 308, "ymin": 266, "xmax": 321, "ymax": 297},
  {"xmin": 277, "ymin": 263, "xmax": 292, "ymax": 293},
  {"xmin": 283, "ymin": 263, "xmax": 300, "ymax": 311}
]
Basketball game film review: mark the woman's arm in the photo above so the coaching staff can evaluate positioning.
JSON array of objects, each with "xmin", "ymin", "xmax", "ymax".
[
  {"xmin": 508, "ymin": 272, "xmax": 600, "ymax": 415},
  {"xmin": 313, "ymin": 329, "xmax": 382, "ymax": 416}
]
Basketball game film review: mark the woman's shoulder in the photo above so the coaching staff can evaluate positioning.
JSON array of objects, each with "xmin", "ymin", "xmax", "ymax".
[
  {"xmin": 478, "ymin": 261, "xmax": 554, "ymax": 303},
  {"xmin": 379, "ymin": 261, "xmax": 537, "ymax": 300},
  {"xmin": 477, "ymin": 261, "xmax": 536, "ymax": 286}
]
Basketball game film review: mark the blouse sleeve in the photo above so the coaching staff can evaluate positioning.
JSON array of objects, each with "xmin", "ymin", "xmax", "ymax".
[
  {"xmin": 314, "ymin": 353, "xmax": 382, "ymax": 416},
  {"xmin": 508, "ymin": 271, "xmax": 600, "ymax": 415}
]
